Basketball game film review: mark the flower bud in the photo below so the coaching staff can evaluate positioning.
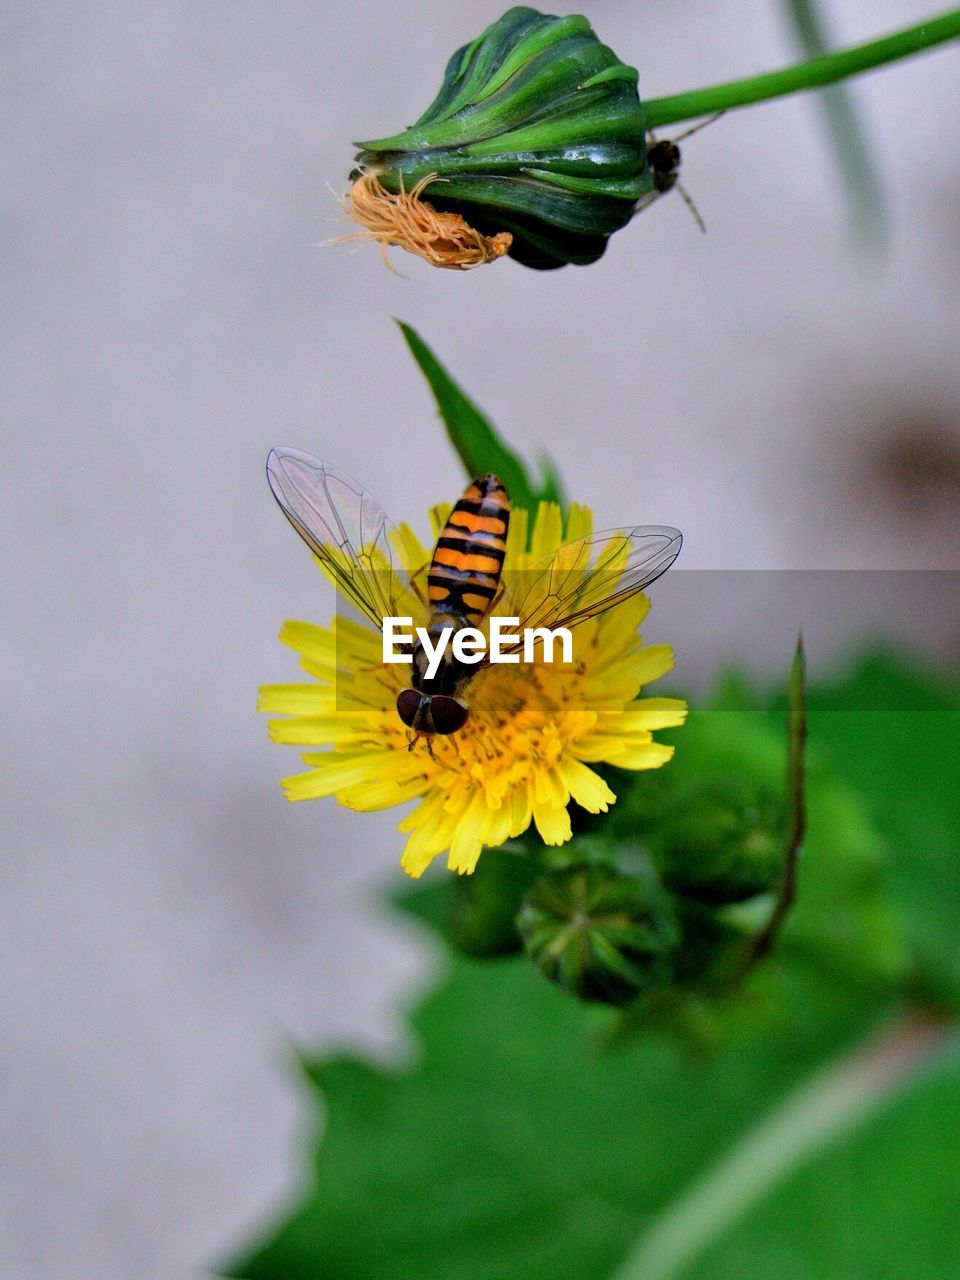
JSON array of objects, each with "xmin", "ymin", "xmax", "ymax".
[
  {"xmin": 650, "ymin": 780, "xmax": 786, "ymax": 904},
  {"xmin": 670, "ymin": 900, "xmax": 760, "ymax": 991},
  {"xmin": 350, "ymin": 7, "xmax": 651, "ymax": 269},
  {"xmin": 451, "ymin": 848, "xmax": 538, "ymax": 957},
  {"xmin": 518, "ymin": 863, "xmax": 677, "ymax": 1005}
]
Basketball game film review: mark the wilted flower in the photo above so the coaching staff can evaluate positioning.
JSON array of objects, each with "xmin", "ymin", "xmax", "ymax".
[{"xmin": 347, "ymin": 6, "xmax": 652, "ymax": 270}]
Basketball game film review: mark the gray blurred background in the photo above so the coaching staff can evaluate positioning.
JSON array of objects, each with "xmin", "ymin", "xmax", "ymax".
[{"xmin": 2, "ymin": 1, "xmax": 959, "ymax": 1277}]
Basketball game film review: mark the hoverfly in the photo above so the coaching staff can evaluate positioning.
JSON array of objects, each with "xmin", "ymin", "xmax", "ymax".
[{"xmin": 266, "ymin": 448, "xmax": 682, "ymax": 743}]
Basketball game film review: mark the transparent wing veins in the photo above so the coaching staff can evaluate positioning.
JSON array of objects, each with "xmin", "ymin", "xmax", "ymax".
[
  {"xmin": 266, "ymin": 448, "xmax": 410, "ymax": 630},
  {"xmin": 503, "ymin": 526, "xmax": 682, "ymax": 641}
]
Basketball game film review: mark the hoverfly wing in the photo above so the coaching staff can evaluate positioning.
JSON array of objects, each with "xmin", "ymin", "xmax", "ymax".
[
  {"xmin": 266, "ymin": 448, "xmax": 409, "ymax": 630},
  {"xmin": 506, "ymin": 525, "xmax": 682, "ymax": 638}
]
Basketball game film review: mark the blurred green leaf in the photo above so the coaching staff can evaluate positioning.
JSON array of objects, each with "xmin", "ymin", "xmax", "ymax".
[
  {"xmin": 783, "ymin": 0, "xmax": 886, "ymax": 245},
  {"xmin": 398, "ymin": 320, "xmax": 561, "ymax": 512},
  {"xmin": 802, "ymin": 650, "xmax": 960, "ymax": 1003},
  {"xmin": 406, "ymin": 675, "xmax": 908, "ymax": 992},
  {"xmin": 223, "ymin": 950, "xmax": 898, "ymax": 1280}
]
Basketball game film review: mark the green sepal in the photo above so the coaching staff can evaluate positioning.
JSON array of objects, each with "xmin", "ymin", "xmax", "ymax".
[{"xmin": 354, "ymin": 7, "xmax": 651, "ymax": 268}]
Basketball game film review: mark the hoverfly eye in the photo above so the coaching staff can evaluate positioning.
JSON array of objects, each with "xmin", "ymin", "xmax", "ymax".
[
  {"xmin": 429, "ymin": 696, "xmax": 469, "ymax": 735},
  {"xmin": 396, "ymin": 689, "xmax": 422, "ymax": 728}
]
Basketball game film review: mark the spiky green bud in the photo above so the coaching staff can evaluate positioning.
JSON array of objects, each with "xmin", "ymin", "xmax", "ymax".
[{"xmin": 518, "ymin": 863, "xmax": 677, "ymax": 1005}]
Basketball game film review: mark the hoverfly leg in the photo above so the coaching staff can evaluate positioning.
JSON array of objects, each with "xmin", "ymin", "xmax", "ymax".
[
  {"xmin": 668, "ymin": 110, "xmax": 726, "ymax": 146},
  {"xmin": 633, "ymin": 189, "xmax": 662, "ymax": 216},
  {"xmin": 361, "ymin": 633, "xmax": 412, "ymax": 677},
  {"xmin": 676, "ymin": 183, "xmax": 707, "ymax": 234},
  {"xmin": 406, "ymin": 729, "xmax": 436, "ymax": 760},
  {"xmin": 637, "ymin": 112, "xmax": 721, "ymax": 229},
  {"xmin": 408, "ymin": 570, "xmax": 429, "ymax": 609}
]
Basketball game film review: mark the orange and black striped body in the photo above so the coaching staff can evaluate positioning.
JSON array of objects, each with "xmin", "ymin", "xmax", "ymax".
[
  {"xmin": 427, "ymin": 473, "xmax": 510, "ymax": 625},
  {"xmin": 397, "ymin": 475, "xmax": 510, "ymax": 735}
]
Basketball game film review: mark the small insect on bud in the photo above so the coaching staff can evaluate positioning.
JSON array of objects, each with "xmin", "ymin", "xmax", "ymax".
[
  {"xmin": 347, "ymin": 6, "xmax": 653, "ymax": 270},
  {"xmin": 518, "ymin": 864, "xmax": 678, "ymax": 1005},
  {"xmin": 649, "ymin": 780, "xmax": 787, "ymax": 905}
]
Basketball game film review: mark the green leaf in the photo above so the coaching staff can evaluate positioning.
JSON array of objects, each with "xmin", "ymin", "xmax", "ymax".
[
  {"xmin": 399, "ymin": 320, "xmax": 561, "ymax": 512},
  {"xmin": 223, "ymin": 951, "xmax": 898, "ymax": 1280},
  {"xmin": 536, "ymin": 449, "xmax": 567, "ymax": 508},
  {"xmin": 404, "ymin": 671, "xmax": 908, "ymax": 994},
  {"xmin": 802, "ymin": 650, "xmax": 960, "ymax": 1003}
]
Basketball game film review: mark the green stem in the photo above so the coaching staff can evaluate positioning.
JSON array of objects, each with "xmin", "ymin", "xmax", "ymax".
[
  {"xmin": 750, "ymin": 635, "xmax": 806, "ymax": 966},
  {"xmin": 644, "ymin": 8, "xmax": 960, "ymax": 128}
]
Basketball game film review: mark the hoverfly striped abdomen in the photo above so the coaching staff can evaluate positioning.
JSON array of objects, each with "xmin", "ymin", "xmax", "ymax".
[{"xmin": 427, "ymin": 473, "xmax": 509, "ymax": 625}]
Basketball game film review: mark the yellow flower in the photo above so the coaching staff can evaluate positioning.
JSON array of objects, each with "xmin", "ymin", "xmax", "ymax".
[{"xmin": 258, "ymin": 499, "xmax": 686, "ymax": 878}]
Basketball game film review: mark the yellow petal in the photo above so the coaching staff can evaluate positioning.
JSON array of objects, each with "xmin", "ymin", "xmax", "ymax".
[
  {"xmin": 428, "ymin": 503, "xmax": 452, "ymax": 541},
  {"xmin": 533, "ymin": 804, "xmax": 572, "ymax": 846},
  {"xmin": 281, "ymin": 750, "xmax": 400, "ymax": 800},
  {"xmin": 533, "ymin": 764, "xmax": 568, "ymax": 809},
  {"xmin": 509, "ymin": 785, "xmax": 532, "ymax": 838},
  {"xmin": 339, "ymin": 772, "xmax": 427, "ymax": 810},
  {"xmin": 257, "ymin": 683, "xmax": 334, "ymax": 714},
  {"xmin": 614, "ymin": 698, "xmax": 688, "ymax": 731},
  {"xmin": 530, "ymin": 501, "xmax": 563, "ymax": 561},
  {"xmin": 390, "ymin": 520, "xmax": 429, "ymax": 572},
  {"xmin": 267, "ymin": 714, "xmax": 373, "ymax": 745},
  {"xmin": 559, "ymin": 758, "xmax": 615, "ymax": 813},
  {"xmin": 615, "ymin": 741, "xmax": 676, "ymax": 770},
  {"xmin": 447, "ymin": 791, "xmax": 489, "ymax": 875},
  {"xmin": 564, "ymin": 502, "xmax": 593, "ymax": 543},
  {"xmin": 280, "ymin": 620, "xmax": 337, "ymax": 664}
]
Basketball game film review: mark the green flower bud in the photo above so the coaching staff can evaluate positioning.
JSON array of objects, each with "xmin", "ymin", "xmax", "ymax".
[
  {"xmin": 606, "ymin": 767, "xmax": 676, "ymax": 836},
  {"xmin": 518, "ymin": 864, "xmax": 677, "ymax": 1005},
  {"xmin": 670, "ymin": 900, "xmax": 760, "ymax": 991},
  {"xmin": 350, "ymin": 6, "xmax": 651, "ymax": 269},
  {"xmin": 451, "ymin": 847, "xmax": 539, "ymax": 958},
  {"xmin": 650, "ymin": 780, "xmax": 787, "ymax": 905},
  {"xmin": 538, "ymin": 833, "xmax": 620, "ymax": 873}
]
